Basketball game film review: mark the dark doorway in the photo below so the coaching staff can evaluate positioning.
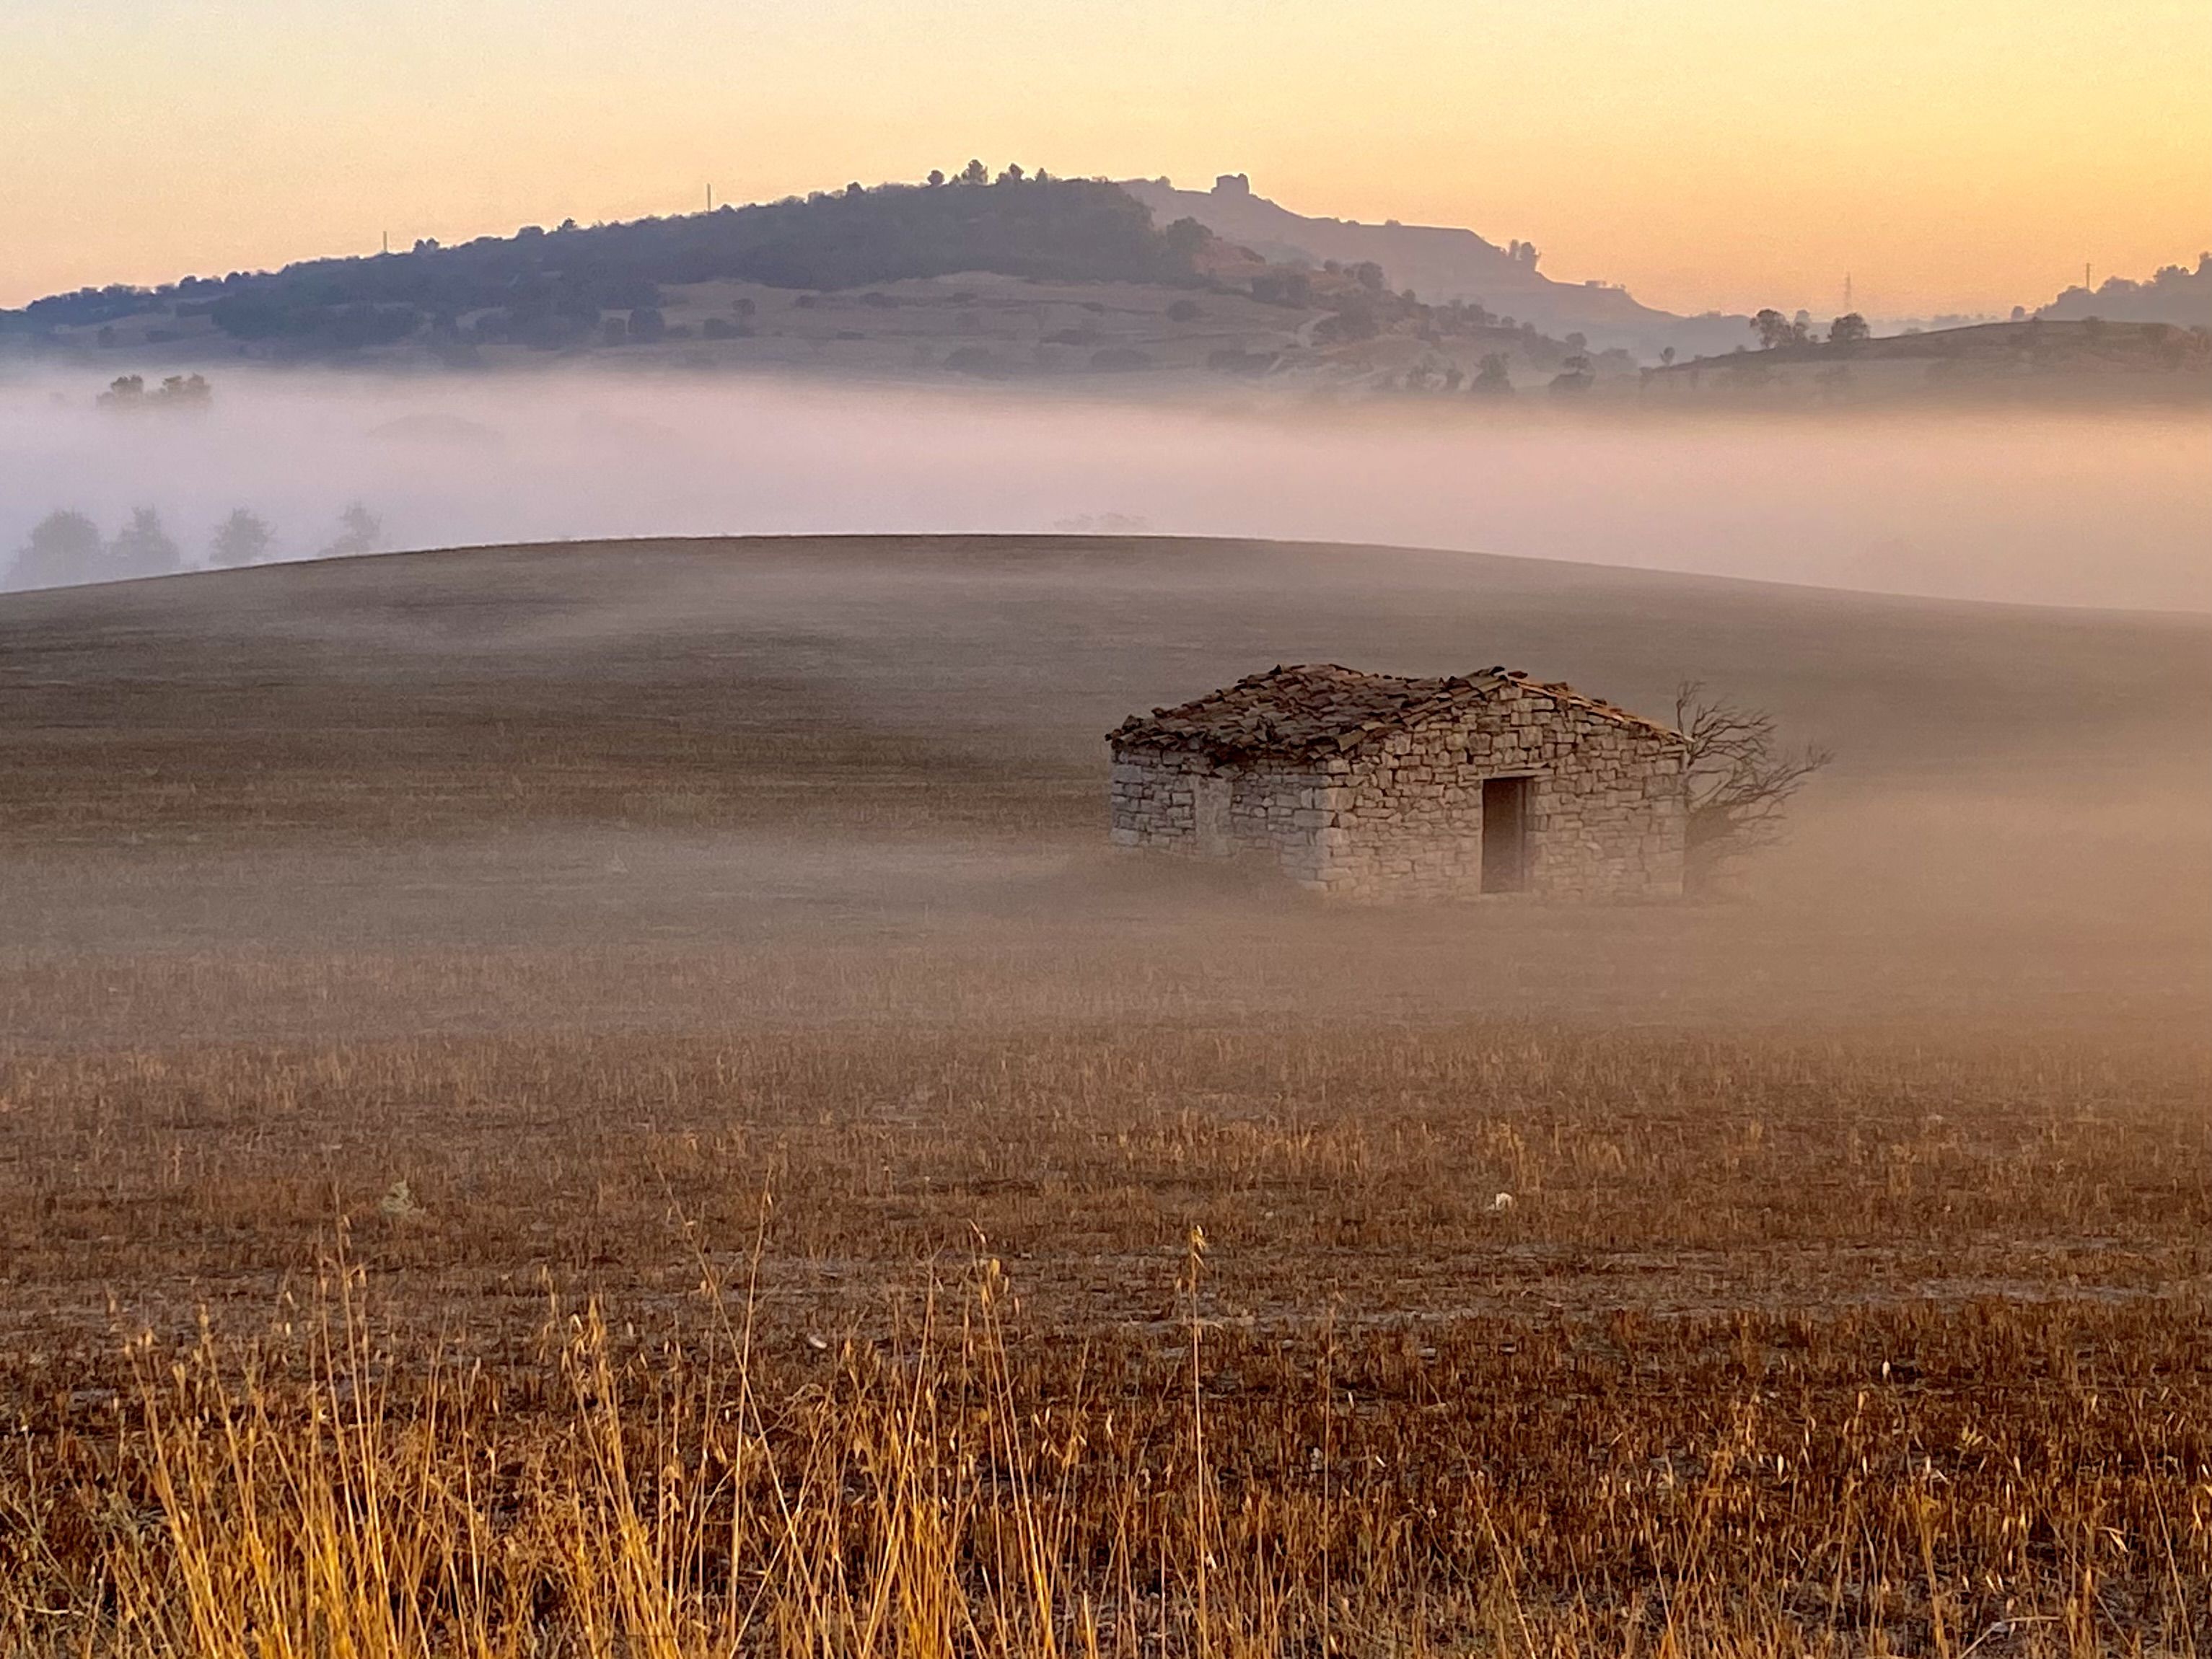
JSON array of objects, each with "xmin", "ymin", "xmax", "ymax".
[
  {"xmin": 1193, "ymin": 773, "xmax": 1232, "ymax": 859},
  {"xmin": 1480, "ymin": 776, "xmax": 1530, "ymax": 893}
]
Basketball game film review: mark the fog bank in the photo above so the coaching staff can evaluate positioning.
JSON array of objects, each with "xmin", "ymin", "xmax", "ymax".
[{"xmin": 3, "ymin": 369, "xmax": 2206, "ymax": 610}]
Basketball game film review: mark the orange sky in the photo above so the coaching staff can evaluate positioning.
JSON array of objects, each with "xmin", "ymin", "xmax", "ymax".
[{"xmin": 3, "ymin": 0, "xmax": 2206, "ymax": 316}]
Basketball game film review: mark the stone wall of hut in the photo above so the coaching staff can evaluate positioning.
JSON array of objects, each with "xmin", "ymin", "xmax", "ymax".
[
  {"xmin": 1110, "ymin": 681, "xmax": 1686, "ymax": 901},
  {"xmin": 1107, "ymin": 752, "xmax": 1335, "ymax": 884}
]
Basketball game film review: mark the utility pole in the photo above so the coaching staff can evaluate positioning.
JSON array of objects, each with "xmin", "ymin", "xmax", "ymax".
[
  {"xmin": 706, "ymin": 183, "xmax": 714, "ymax": 212},
  {"xmin": 1843, "ymin": 272, "xmax": 1853, "ymax": 311},
  {"xmin": 382, "ymin": 231, "xmax": 389, "ymax": 255}
]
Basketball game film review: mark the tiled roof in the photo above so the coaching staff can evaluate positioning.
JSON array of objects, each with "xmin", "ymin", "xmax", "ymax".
[{"xmin": 1107, "ymin": 663, "xmax": 1678, "ymax": 761}]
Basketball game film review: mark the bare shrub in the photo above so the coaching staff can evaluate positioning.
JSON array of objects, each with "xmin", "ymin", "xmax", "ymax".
[{"xmin": 1675, "ymin": 680, "xmax": 1833, "ymax": 889}]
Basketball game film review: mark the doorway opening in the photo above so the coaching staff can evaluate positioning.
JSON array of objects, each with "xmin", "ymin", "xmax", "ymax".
[
  {"xmin": 1193, "ymin": 773, "xmax": 1232, "ymax": 859},
  {"xmin": 1480, "ymin": 776, "xmax": 1531, "ymax": 893}
]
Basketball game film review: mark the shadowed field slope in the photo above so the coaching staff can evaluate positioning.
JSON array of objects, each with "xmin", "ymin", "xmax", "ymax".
[{"xmin": 3, "ymin": 531, "xmax": 2205, "ymax": 830}]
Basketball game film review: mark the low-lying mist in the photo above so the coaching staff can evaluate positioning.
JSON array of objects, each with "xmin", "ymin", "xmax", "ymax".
[
  {"xmin": 4, "ymin": 366, "xmax": 2207, "ymax": 610},
  {"xmin": 1, "ymin": 524, "xmax": 2204, "ymax": 1053}
]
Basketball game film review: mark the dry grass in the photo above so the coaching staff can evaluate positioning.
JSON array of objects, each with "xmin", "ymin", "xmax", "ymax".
[{"xmin": 4, "ymin": 1019, "xmax": 2210, "ymax": 1655}]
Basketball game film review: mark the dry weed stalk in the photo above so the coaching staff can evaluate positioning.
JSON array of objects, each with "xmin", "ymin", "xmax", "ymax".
[
  {"xmin": 4, "ymin": 1025, "xmax": 2209, "ymax": 1655},
  {"xmin": 4, "ymin": 1248, "xmax": 2208, "ymax": 1657}
]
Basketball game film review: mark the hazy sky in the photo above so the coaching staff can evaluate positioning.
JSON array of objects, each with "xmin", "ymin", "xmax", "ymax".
[{"xmin": 4, "ymin": 0, "xmax": 2206, "ymax": 317}]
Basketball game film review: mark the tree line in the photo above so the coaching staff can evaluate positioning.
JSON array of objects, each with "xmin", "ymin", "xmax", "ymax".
[
  {"xmin": 1750, "ymin": 309, "xmax": 1871, "ymax": 350},
  {"xmin": 4, "ymin": 504, "xmax": 383, "ymax": 591}
]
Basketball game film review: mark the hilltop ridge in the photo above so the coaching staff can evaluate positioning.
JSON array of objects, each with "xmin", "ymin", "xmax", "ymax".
[
  {"xmin": 0, "ymin": 170, "xmax": 1211, "ymax": 354},
  {"xmin": 0, "ymin": 167, "xmax": 1747, "ymax": 364},
  {"xmin": 0, "ymin": 167, "xmax": 1632, "ymax": 393},
  {"xmin": 6, "ymin": 167, "xmax": 2203, "ymax": 404},
  {"xmin": 2041, "ymin": 253, "xmax": 2212, "ymax": 329},
  {"xmin": 1120, "ymin": 173, "xmax": 1748, "ymax": 356}
]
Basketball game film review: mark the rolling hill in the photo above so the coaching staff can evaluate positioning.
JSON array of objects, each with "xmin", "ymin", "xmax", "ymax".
[
  {"xmin": 0, "ymin": 172, "xmax": 1212, "ymax": 356},
  {"xmin": 1645, "ymin": 316, "xmax": 2212, "ymax": 403},
  {"xmin": 1120, "ymin": 173, "xmax": 1750, "ymax": 356},
  {"xmin": 2041, "ymin": 252, "xmax": 2212, "ymax": 329}
]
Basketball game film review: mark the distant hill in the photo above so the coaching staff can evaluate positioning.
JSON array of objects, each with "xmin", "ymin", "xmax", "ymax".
[
  {"xmin": 1119, "ymin": 174, "xmax": 1747, "ymax": 357},
  {"xmin": 0, "ymin": 171, "xmax": 1213, "ymax": 354},
  {"xmin": 1644, "ymin": 317, "xmax": 2211, "ymax": 404},
  {"xmin": 0, "ymin": 167, "xmax": 1752, "ymax": 365},
  {"xmin": 2040, "ymin": 254, "xmax": 2212, "ymax": 330},
  {"xmin": 18, "ymin": 165, "xmax": 2190, "ymax": 390},
  {"xmin": 0, "ymin": 167, "xmax": 1627, "ymax": 390}
]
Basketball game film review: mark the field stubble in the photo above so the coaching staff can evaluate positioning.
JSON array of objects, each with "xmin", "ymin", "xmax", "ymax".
[
  {"xmin": 2, "ymin": 537, "xmax": 2209, "ymax": 1653},
  {"xmin": 4, "ymin": 1011, "xmax": 2211, "ymax": 1655}
]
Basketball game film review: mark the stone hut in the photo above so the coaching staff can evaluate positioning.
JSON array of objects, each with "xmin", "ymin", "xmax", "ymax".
[{"xmin": 1107, "ymin": 664, "xmax": 1687, "ymax": 900}]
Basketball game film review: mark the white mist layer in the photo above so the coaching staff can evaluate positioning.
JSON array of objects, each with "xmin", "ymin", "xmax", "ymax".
[{"xmin": 2, "ymin": 369, "xmax": 2206, "ymax": 610}]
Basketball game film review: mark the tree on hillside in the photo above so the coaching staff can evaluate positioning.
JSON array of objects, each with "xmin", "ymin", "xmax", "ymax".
[
  {"xmin": 109, "ymin": 507, "xmax": 182, "ymax": 579},
  {"xmin": 1159, "ymin": 218, "xmax": 1211, "ymax": 270},
  {"xmin": 1827, "ymin": 312, "xmax": 1871, "ymax": 345},
  {"xmin": 322, "ymin": 503, "xmax": 384, "ymax": 558},
  {"xmin": 210, "ymin": 508, "xmax": 274, "ymax": 568},
  {"xmin": 1548, "ymin": 353, "xmax": 1594, "ymax": 393},
  {"xmin": 1316, "ymin": 299, "xmax": 1379, "ymax": 343},
  {"xmin": 1673, "ymin": 682, "xmax": 1833, "ymax": 892},
  {"xmin": 959, "ymin": 159, "xmax": 987, "ymax": 185},
  {"xmin": 6, "ymin": 510, "xmax": 104, "ymax": 590},
  {"xmin": 1250, "ymin": 269, "xmax": 1312, "ymax": 306},
  {"xmin": 1470, "ymin": 353, "xmax": 1514, "ymax": 395},
  {"xmin": 1752, "ymin": 312, "xmax": 1804, "ymax": 351}
]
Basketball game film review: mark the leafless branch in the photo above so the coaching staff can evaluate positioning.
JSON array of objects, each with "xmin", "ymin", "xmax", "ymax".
[{"xmin": 1674, "ymin": 681, "xmax": 1833, "ymax": 889}]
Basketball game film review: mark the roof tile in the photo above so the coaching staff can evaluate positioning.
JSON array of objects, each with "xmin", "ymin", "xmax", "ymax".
[{"xmin": 1108, "ymin": 663, "xmax": 1678, "ymax": 761}]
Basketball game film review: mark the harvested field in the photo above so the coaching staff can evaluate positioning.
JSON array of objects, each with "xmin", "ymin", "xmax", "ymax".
[{"xmin": 1, "ymin": 534, "xmax": 2208, "ymax": 1655}]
